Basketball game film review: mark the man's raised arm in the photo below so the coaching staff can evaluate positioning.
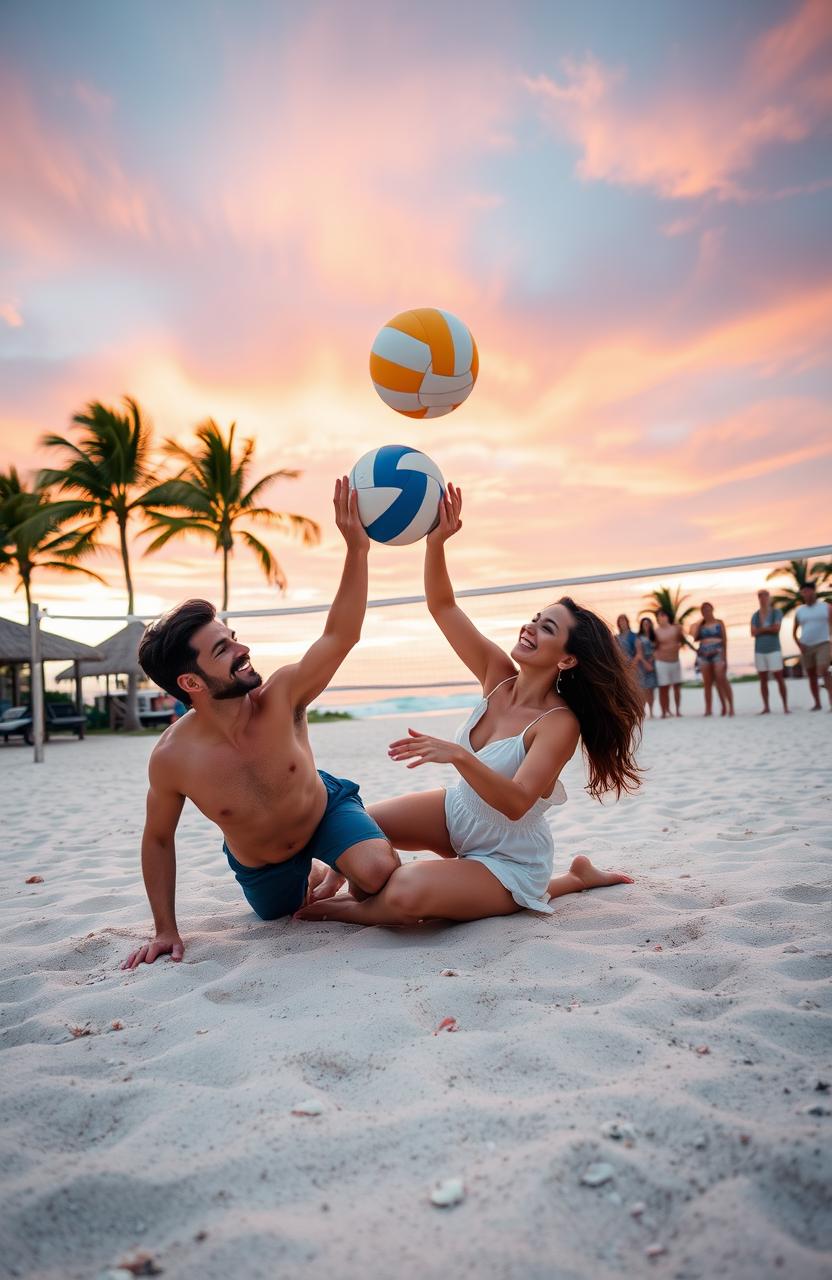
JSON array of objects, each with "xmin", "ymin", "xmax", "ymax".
[
  {"xmin": 122, "ymin": 749, "xmax": 186, "ymax": 970},
  {"xmin": 287, "ymin": 476, "xmax": 371, "ymax": 709}
]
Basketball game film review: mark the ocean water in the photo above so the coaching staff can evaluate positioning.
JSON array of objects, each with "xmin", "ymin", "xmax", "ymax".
[{"xmin": 320, "ymin": 691, "xmax": 479, "ymax": 720}]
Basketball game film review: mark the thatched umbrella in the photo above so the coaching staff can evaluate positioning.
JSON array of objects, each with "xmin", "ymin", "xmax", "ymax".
[
  {"xmin": 55, "ymin": 620, "xmax": 146, "ymax": 727},
  {"xmin": 0, "ymin": 615, "xmax": 103, "ymax": 710}
]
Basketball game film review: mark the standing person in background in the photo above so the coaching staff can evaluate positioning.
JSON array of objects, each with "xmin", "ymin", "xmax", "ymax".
[
  {"xmin": 751, "ymin": 589, "xmax": 787, "ymax": 714},
  {"xmin": 654, "ymin": 609, "xmax": 685, "ymax": 718},
  {"xmin": 635, "ymin": 616, "xmax": 657, "ymax": 718},
  {"xmin": 691, "ymin": 602, "xmax": 734, "ymax": 718},
  {"xmin": 615, "ymin": 615, "xmax": 638, "ymax": 668},
  {"xmin": 793, "ymin": 582, "xmax": 832, "ymax": 711}
]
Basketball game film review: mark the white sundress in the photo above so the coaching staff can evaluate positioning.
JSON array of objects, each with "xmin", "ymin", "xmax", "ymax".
[{"xmin": 443, "ymin": 676, "xmax": 568, "ymax": 913}]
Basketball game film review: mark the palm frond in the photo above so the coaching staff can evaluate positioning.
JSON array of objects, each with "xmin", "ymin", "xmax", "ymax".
[
  {"xmin": 38, "ymin": 561, "xmax": 106, "ymax": 584},
  {"xmin": 240, "ymin": 470, "xmax": 302, "ymax": 508},
  {"xmin": 240, "ymin": 508, "xmax": 321, "ymax": 545},
  {"xmin": 240, "ymin": 530, "xmax": 287, "ymax": 591},
  {"xmin": 142, "ymin": 514, "xmax": 220, "ymax": 556},
  {"xmin": 139, "ymin": 479, "xmax": 214, "ymax": 512}
]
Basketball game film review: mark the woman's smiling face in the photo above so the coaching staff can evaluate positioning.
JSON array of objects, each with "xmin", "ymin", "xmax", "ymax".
[{"xmin": 510, "ymin": 602, "xmax": 576, "ymax": 675}]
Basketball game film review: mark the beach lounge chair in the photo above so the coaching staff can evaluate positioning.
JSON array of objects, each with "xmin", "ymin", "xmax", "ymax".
[
  {"xmin": 44, "ymin": 703, "xmax": 87, "ymax": 739},
  {"xmin": 0, "ymin": 706, "xmax": 33, "ymax": 745}
]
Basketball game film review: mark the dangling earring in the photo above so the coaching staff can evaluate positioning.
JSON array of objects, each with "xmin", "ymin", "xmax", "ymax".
[{"xmin": 556, "ymin": 668, "xmax": 563, "ymax": 695}]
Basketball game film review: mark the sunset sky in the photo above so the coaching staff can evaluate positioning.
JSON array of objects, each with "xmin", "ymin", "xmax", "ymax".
[{"xmin": 1, "ymin": 0, "xmax": 831, "ymax": 656}]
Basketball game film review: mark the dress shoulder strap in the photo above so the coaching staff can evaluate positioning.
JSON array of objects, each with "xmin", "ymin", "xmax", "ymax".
[
  {"xmin": 484, "ymin": 674, "xmax": 518, "ymax": 700},
  {"xmin": 523, "ymin": 706, "xmax": 568, "ymax": 733}
]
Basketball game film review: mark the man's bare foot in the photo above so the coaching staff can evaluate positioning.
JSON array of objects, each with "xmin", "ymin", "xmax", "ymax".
[{"xmin": 304, "ymin": 862, "xmax": 346, "ymax": 906}]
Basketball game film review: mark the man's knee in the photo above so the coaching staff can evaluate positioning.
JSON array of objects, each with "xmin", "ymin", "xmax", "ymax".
[{"xmin": 341, "ymin": 840, "xmax": 399, "ymax": 895}]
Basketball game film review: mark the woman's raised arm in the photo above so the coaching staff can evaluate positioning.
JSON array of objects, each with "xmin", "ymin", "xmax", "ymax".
[{"xmin": 425, "ymin": 484, "xmax": 514, "ymax": 689}]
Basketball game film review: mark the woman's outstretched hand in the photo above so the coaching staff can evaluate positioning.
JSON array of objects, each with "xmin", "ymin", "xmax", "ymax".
[
  {"xmin": 427, "ymin": 482, "xmax": 462, "ymax": 545},
  {"xmin": 389, "ymin": 729, "xmax": 461, "ymax": 768}
]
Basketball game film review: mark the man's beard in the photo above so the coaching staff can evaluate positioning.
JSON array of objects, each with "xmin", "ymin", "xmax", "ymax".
[{"xmin": 199, "ymin": 664, "xmax": 262, "ymax": 701}]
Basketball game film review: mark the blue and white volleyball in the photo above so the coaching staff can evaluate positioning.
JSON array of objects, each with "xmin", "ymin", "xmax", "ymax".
[{"xmin": 349, "ymin": 445, "xmax": 445, "ymax": 546}]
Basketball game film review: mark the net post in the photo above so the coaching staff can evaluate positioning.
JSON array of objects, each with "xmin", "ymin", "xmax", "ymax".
[{"xmin": 29, "ymin": 601, "xmax": 45, "ymax": 764}]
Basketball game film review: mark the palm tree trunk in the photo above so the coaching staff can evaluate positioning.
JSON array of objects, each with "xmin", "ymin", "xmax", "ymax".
[
  {"xmin": 222, "ymin": 545, "xmax": 229, "ymax": 612},
  {"xmin": 118, "ymin": 518, "xmax": 135, "ymax": 614},
  {"xmin": 118, "ymin": 516, "xmax": 141, "ymax": 731}
]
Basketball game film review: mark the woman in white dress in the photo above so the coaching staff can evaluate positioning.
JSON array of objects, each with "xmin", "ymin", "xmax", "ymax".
[{"xmin": 297, "ymin": 485, "xmax": 643, "ymax": 926}]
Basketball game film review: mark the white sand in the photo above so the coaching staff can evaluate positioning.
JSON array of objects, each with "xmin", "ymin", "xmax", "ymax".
[{"xmin": 1, "ymin": 681, "xmax": 831, "ymax": 1279}]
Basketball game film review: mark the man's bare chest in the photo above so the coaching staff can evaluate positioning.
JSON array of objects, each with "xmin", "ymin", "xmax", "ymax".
[{"xmin": 180, "ymin": 723, "xmax": 313, "ymax": 823}]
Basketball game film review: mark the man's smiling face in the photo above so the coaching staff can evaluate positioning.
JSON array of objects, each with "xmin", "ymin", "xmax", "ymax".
[{"xmin": 188, "ymin": 619, "xmax": 262, "ymax": 701}]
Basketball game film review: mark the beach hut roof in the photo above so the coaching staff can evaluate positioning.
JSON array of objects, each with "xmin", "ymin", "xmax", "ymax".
[
  {"xmin": 0, "ymin": 615, "xmax": 104, "ymax": 664},
  {"xmin": 55, "ymin": 619, "xmax": 146, "ymax": 680}
]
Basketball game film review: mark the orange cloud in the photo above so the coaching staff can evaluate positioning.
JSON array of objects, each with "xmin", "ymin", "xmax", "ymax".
[
  {"xmin": 528, "ymin": 282, "xmax": 832, "ymax": 433},
  {"xmin": 0, "ymin": 300, "xmax": 23, "ymax": 327}
]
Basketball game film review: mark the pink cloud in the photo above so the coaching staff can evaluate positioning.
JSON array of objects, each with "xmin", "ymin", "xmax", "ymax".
[
  {"xmin": 0, "ymin": 71, "xmax": 195, "ymax": 260},
  {"xmin": 526, "ymin": 0, "xmax": 832, "ymax": 201},
  {"xmin": 72, "ymin": 79, "xmax": 113, "ymax": 117}
]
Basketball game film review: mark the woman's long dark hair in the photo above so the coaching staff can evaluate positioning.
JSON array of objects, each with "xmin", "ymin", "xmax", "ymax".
[
  {"xmin": 638, "ymin": 616, "xmax": 656, "ymax": 643},
  {"xmin": 556, "ymin": 597, "xmax": 644, "ymax": 800}
]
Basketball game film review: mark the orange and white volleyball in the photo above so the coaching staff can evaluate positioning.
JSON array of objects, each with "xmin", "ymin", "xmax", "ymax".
[{"xmin": 369, "ymin": 308, "xmax": 479, "ymax": 419}]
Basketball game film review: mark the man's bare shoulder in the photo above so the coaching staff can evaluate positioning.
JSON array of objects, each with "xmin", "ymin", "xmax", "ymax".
[
  {"xmin": 256, "ymin": 666, "xmax": 306, "ymax": 714},
  {"xmin": 148, "ymin": 716, "xmax": 195, "ymax": 784}
]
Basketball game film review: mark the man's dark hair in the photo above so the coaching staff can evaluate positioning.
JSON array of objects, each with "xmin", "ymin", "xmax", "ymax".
[
  {"xmin": 138, "ymin": 599, "xmax": 216, "ymax": 706},
  {"xmin": 803, "ymin": 580, "xmax": 817, "ymax": 591}
]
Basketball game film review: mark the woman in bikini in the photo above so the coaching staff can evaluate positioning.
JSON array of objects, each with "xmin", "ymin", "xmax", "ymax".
[
  {"xmin": 297, "ymin": 485, "xmax": 643, "ymax": 927},
  {"xmin": 690, "ymin": 601, "xmax": 734, "ymax": 717}
]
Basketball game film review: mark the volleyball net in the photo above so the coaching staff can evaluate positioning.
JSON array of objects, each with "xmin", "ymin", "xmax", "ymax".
[{"xmin": 41, "ymin": 544, "xmax": 832, "ymax": 716}]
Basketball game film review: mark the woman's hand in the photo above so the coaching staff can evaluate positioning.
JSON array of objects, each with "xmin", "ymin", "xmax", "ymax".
[
  {"xmin": 427, "ymin": 482, "xmax": 462, "ymax": 546},
  {"xmin": 335, "ymin": 475, "xmax": 370, "ymax": 552},
  {"xmin": 389, "ymin": 729, "xmax": 462, "ymax": 769}
]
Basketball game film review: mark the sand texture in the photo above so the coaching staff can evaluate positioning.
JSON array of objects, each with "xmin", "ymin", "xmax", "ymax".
[{"xmin": 1, "ymin": 682, "xmax": 831, "ymax": 1279}]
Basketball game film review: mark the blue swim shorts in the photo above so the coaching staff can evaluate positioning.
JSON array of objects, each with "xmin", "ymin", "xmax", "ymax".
[{"xmin": 223, "ymin": 770, "xmax": 385, "ymax": 920}]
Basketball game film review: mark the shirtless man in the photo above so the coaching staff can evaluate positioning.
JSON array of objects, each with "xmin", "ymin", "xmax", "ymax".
[
  {"xmin": 793, "ymin": 581, "xmax": 832, "ymax": 711},
  {"xmin": 122, "ymin": 479, "xmax": 398, "ymax": 968},
  {"xmin": 653, "ymin": 609, "xmax": 684, "ymax": 718}
]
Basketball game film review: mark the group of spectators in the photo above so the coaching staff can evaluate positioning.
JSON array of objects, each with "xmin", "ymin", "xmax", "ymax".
[{"xmin": 615, "ymin": 581, "xmax": 832, "ymax": 719}]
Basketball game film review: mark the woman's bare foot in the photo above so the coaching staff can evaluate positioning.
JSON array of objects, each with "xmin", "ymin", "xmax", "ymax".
[
  {"xmin": 547, "ymin": 855, "xmax": 634, "ymax": 900},
  {"xmin": 295, "ymin": 892, "xmax": 360, "ymax": 922},
  {"xmin": 570, "ymin": 854, "xmax": 634, "ymax": 889}
]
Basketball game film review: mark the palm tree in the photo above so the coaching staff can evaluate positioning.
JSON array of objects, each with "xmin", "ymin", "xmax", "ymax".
[
  {"xmin": 39, "ymin": 397, "xmax": 162, "ymax": 729},
  {"xmin": 142, "ymin": 419, "xmax": 321, "ymax": 610},
  {"xmin": 643, "ymin": 585, "xmax": 697, "ymax": 627},
  {"xmin": 643, "ymin": 584, "xmax": 698, "ymax": 649},
  {"xmin": 766, "ymin": 557, "xmax": 832, "ymax": 615},
  {"xmin": 0, "ymin": 467, "xmax": 103, "ymax": 616}
]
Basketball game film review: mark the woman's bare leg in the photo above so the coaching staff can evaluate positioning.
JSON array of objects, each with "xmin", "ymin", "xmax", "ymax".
[
  {"xmin": 547, "ymin": 854, "xmax": 634, "ymax": 899},
  {"xmin": 368, "ymin": 790, "xmax": 455, "ymax": 855},
  {"xmin": 701, "ymin": 664, "xmax": 714, "ymax": 716},
  {"xmin": 715, "ymin": 663, "xmax": 734, "ymax": 715},
  {"xmin": 296, "ymin": 858, "xmax": 518, "ymax": 926}
]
